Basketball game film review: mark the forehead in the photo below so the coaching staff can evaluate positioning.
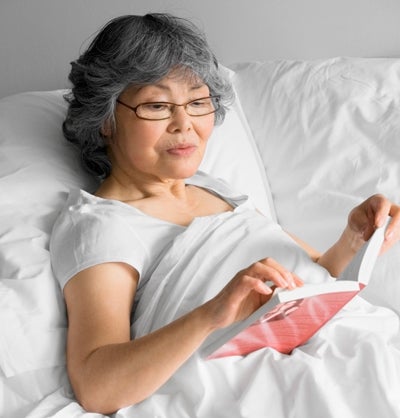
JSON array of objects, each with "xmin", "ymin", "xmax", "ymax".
[{"xmin": 124, "ymin": 68, "xmax": 208, "ymax": 97}]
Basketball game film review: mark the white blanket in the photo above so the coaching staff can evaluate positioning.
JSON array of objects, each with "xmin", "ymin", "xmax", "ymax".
[
  {"xmin": 132, "ymin": 207, "xmax": 331, "ymax": 338},
  {"xmin": 24, "ymin": 296, "xmax": 400, "ymax": 418},
  {"xmin": 10, "ymin": 194, "xmax": 400, "ymax": 418},
  {"xmin": 118, "ymin": 209, "xmax": 400, "ymax": 418}
]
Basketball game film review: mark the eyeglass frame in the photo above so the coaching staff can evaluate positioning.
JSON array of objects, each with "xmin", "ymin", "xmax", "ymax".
[{"xmin": 116, "ymin": 95, "xmax": 221, "ymax": 121}]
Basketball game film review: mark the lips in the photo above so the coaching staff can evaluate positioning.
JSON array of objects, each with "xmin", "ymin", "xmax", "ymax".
[{"xmin": 166, "ymin": 143, "xmax": 197, "ymax": 156}]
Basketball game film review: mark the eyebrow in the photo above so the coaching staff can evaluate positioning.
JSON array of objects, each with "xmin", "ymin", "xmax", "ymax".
[{"xmin": 146, "ymin": 82, "xmax": 206, "ymax": 92}]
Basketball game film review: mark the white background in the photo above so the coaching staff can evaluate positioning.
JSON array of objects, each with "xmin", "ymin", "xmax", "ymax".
[{"xmin": 1, "ymin": 0, "xmax": 400, "ymax": 98}]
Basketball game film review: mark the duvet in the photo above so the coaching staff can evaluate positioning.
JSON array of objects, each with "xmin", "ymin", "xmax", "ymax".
[{"xmin": 26, "ymin": 205, "xmax": 400, "ymax": 418}]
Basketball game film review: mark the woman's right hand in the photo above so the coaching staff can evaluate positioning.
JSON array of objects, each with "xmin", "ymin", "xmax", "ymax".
[{"xmin": 203, "ymin": 257, "xmax": 303, "ymax": 331}]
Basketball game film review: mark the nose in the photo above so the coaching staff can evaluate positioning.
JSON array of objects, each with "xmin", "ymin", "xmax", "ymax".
[{"xmin": 167, "ymin": 105, "xmax": 192, "ymax": 132}]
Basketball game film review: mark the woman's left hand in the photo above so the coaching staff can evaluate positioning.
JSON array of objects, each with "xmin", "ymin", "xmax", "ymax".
[{"xmin": 347, "ymin": 194, "xmax": 400, "ymax": 254}]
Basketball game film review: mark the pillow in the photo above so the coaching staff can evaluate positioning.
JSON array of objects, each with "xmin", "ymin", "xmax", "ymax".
[
  {"xmin": 200, "ymin": 66, "xmax": 276, "ymax": 219},
  {"xmin": 231, "ymin": 57, "xmax": 400, "ymax": 313},
  {"xmin": 0, "ymin": 91, "xmax": 96, "ymax": 416},
  {"xmin": 0, "ymin": 83, "xmax": 273, "ymax": 415}
]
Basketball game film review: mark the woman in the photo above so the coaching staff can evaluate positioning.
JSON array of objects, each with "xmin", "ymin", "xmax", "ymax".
[{"xmin": 50, "ymin": 13, "xmax": 400, "ymax": 414}]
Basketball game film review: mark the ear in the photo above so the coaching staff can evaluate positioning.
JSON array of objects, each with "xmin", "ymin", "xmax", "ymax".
[{"xmin": 101, "ymin": 119, "xmax": 112, "ymax": 138}]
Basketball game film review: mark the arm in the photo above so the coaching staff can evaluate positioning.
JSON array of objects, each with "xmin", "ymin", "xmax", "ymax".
[
  {"xmin": 64, "ymin": 257, "xmax": 299, "ymax": 414},
  {"xmin": 65, "ymin": 262, "xmax": 216, "ymax": 413},
  {"xmin": 293, "ymin": 194, "xmax": 400, "ymax": 278}
]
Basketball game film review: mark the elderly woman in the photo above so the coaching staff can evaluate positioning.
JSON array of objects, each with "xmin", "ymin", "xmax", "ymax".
[{"xmin": 50, "ymin": 13, "xmax": 400, "ymax": 414}]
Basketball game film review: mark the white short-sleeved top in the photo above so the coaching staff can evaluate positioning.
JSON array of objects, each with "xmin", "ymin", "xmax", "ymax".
[{"xmin": 50, "ymin": 171, "xmax": 251, "ymax": 297}]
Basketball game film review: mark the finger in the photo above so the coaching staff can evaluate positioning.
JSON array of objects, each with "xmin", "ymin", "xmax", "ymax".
[
  {"xmin": 293, "ymin": 273, "xmax": 304, "ymax": 287},
  {"xmin": 263, "ymin": 258, "xmax": 301, "ymax": 289},
  {"xmin": 368, "ymin": 194, "xmax": 392, "ymax": 228},
  {"xmin": 274, "ymin": 272, "xmax": 304, "ymax": 288},
  {"xmin": 350, "ymin": 195, "xmax": 391, "ymax": 241},
  {"xmin": 253, "ymin": 277, "xmax": 276, "ymax": 295},
  {"xmin": 348, "ymin": 205, "xmax": 370, "ymax": 238},
  {"xmin": 237, "ymin": 275, "xmax": 274, "ymax": 296},
  {"xmin": 248, "ymin": 258, "xmax": 298, "ymax": 289},
  {"xmin": 381, "ymin": 206, "xmax": 400, "ymax": 253},
  {"xmin": 387, "ymin": 204, "xmax": 400, "ymax": 237},
  {"xmin": 256, "ymin": 259, "xmax": 292, "ymax": 288},
  {"xmin": 367, "ymin": 196, "xmax": 400, "ymax": 245}
]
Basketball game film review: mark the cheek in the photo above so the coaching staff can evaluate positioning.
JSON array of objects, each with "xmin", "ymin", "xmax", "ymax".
[
  {"xmin": 198, "ymin": 117, "xmax": 216, "ymax": 141},
  {"xmin": 113, "ymin": 120, "xmax": 162, "ymax": 151}
]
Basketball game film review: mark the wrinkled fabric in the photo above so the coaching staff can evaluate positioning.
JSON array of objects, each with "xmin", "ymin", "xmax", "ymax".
[{"xmin": 24, "ymin": 210, "xmax": 400, "ymax": 418}]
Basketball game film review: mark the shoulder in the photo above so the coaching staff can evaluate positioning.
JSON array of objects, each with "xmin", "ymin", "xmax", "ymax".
[
  {"xmin": 52, "ymin": 188, "xmax": 143, "ymax": 233},
  {"xmin": 50, "ymin": 189, "xmax": 148, "ymax": 289},
  {"xmin": 51, "ymin": 189, "xmax": 133, "ymax": 248}
]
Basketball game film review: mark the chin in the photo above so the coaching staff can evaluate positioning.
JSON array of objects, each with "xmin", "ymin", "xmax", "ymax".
[{"xmin": 170, "ymin": 164, "xmax": 200, "ymax": 180}]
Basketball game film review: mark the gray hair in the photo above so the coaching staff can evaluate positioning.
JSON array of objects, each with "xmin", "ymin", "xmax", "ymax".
[{"xmin": 63, "ymin": 13, "xmax": 235, "ymax": 179}]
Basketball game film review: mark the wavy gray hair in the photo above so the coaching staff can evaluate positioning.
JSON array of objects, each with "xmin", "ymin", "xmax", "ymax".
[{"xmin": 63, "ymin": 13, "xmax": 235, "ymax": 179}]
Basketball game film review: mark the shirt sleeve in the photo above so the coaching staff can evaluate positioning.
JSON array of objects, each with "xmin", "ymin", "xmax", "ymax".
[{"xmin": 50, "ymin": 204, "xmax": 148, "ymax": 290}]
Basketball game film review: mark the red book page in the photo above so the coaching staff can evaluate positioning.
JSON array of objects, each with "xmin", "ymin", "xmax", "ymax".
[{"xmin": 208, "ymin": 290, "xmax": 360, "ymax": 359}]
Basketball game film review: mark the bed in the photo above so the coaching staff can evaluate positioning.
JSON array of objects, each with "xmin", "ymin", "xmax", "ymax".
[{"xmin": 1, "ymin": 57, "xmax": 400, "ymax": 417}]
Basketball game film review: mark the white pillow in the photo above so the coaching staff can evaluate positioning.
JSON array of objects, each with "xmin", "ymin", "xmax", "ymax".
[
  {"xmin": 201, "ymin": 67, "xmax": 276, "ymax": 219},
  {"xmin": 0, "ymin": 91, "xmax": 80, "ymax": 416},
  {"xmin": 231, "ymin": 57, "xmax": 400, "ymax": 313}
]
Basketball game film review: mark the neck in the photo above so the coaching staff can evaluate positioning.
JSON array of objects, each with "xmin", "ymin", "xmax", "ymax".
[{"xmin": 95, "ymin": 170, "xmax": 190, "ymax": 203}]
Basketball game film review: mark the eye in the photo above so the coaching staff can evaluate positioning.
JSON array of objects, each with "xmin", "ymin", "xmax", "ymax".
[
  {"xmin": 188, "ymin": 98, "xmax": 212, "ymax": 108},
  {"xmin": 141, "ymin": 103, "xmax": 170, "ymax": 112}
]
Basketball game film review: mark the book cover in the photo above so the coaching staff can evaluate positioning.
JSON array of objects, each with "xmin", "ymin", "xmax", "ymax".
[{"xmin": 200, "ymin": 218, "xmax": 388, "ymax": 359}]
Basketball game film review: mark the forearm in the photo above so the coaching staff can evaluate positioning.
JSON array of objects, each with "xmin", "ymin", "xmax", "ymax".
[
  {"xmin": 70, "ymin": 304, "xmax": 214, "ymax": 414},
  {"xmin": 316, "ymin": 226, "xmax": 363, "ymax": 278},
  {"xmin": 66, "ymin": 255, "xmax": 315, "ymax": 414}
]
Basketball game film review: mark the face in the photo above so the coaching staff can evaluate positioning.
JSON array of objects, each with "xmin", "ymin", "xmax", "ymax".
[{"xmin": 106, "ymin": 72, "xmax": 215, "ymax": 183}]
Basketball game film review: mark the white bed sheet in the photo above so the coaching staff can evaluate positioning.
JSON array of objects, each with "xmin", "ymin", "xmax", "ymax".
[
  {"xmin": 232, "ymin": 57, "xmax": 400, "ymax": 314},
  {"xmin": 26, "ymin": 209, "xmax": 400, "ymax": 418},
  {"xmin": 123, "ymin": 299, "xmax": 400, "ymax": 418},
  {"xmin": 126, "ymin": 205, "xmax": 400, "ymax": 418},
  {"xmin": 26, "ymin": 300, "xmax": 400, "ymax": 418}
]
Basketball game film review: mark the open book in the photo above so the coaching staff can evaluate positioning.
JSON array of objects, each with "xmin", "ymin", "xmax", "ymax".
[{"xmin": 200, "ymin": 218, "xmax": 389, "ymax": 359}]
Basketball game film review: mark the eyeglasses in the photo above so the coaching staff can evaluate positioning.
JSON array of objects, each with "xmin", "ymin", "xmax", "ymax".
[{"xmin": 116, "ymin": 96, "xmax": 220, "ymax": 121}]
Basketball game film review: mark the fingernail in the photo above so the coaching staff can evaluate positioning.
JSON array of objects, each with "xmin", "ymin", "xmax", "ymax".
[
  {"xmin": 280, "ymin": 275, "xmax": 293, "ymax": 289},
  {"xmin": 385, "ymin": 230, "xmax": 393, "ymax": 241},
  {"xmin": 286, "ymin": 273, "xmax": 297, "ymax": 288},
  {"xmin": 279, "ymin": 278, "xmax": 289, "ymax": 288},
  {"xmin": 263, "ymin": 283, "xmax": 273, "ymax": 294},
  {"xmin": 376, "ymin": 215, "xmax": 386, "ymax": 228}
]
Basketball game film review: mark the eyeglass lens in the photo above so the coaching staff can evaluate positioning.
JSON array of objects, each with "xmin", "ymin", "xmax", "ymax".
[{"xmin": 136, "ymin": 97, "xmax": 219, "ymax": 120}]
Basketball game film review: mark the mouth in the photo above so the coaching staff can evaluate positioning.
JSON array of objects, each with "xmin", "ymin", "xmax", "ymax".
[{"xmin": 166, "ymin": 144, "xmax": 198, "ymax": 157}]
